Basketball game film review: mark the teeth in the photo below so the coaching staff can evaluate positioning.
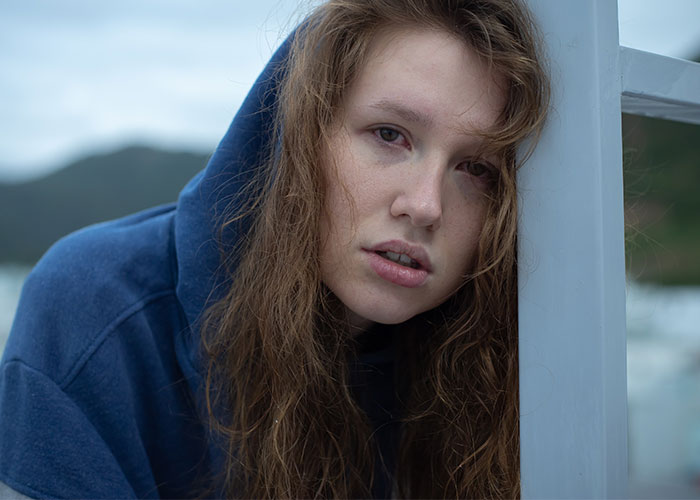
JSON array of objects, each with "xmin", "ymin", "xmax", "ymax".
[
  {"xmin": 398, "ymin": 254, "xmax": 412, "ymax": 266},
  {"xmin": 378, "ymin": 251, "xmax": 419, "ymax": 269},
  {"xmin": 386, "ymin": 251, "xmax": 400, "ymax": 262}
]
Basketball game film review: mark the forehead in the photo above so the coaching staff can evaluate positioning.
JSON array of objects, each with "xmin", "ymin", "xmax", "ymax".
[{"xmin": 345, "ymin": 27, "xmax": 505, "ymax": 136}]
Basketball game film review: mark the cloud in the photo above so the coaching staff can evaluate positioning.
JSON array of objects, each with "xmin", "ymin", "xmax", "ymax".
[{"xmin": 0, "ymin": 0, "xmax": 308, "ymax": 180}]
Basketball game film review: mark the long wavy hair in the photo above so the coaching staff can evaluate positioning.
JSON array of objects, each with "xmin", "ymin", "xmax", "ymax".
[{"xmin": 202, "ymin": 0, "xmax": 550, "ymax": 497}]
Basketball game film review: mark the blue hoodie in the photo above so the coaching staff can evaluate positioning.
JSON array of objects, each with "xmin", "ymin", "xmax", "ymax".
[{"xmin": 0, "ymin": 35, "xmax": 397, "ymax": 499}]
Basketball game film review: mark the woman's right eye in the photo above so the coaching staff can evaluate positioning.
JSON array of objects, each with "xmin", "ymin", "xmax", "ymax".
[{"xmin": 373, "ymin": 127, "xmax": 410, "ymax": 149}]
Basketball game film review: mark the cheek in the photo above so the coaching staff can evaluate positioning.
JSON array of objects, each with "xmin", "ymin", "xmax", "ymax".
[
  {"xmin": 319, "ymin": 154, "xmax": 362, "ymax": 274},
  {"xmin": 444, "ymin": 199, "xmax": 489, "ymax": 272},
  {"xmin": 319, "ymin": 193, "xmax": 348, "ymax": 284},
  {"xmin": 321, "ymin": 173, "xmax": 356, "ymax": 252},
  {"xmin": 319, "ymin": 141, "xmax": 352, "ymax": 240},
  {"xmin": 320, "ymin": 148, "xmax": 384, "ymax": 245}
]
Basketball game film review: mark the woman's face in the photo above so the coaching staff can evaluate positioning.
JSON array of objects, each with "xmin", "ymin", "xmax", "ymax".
[{"xmin": 320, "ymin": 28, "xmax": 506, "ymax": 330}]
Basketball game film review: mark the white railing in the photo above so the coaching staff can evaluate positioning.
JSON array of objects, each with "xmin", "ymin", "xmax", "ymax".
[
  {"xmin": 519, "ymin": 1, "xmax": 700, "ymax": 498},
  {"xmin": 621, "ymin": 46, "xmax": 700, "ymax": 125}
]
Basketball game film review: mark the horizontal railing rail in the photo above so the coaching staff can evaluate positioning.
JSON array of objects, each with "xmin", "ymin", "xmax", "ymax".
[{"xmin": 621, "ymin": 46, "xmax": 700, "ymax": 125}]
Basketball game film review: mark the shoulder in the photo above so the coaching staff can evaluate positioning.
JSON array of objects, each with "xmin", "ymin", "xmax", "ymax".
[
  {"xmin": 0, "ymin": 204, "xmax": 211, "ymax": 499},
  {"xmin": 3, "ymin": 203, "xmax": 183, "ymax": 384},
  {"xmin": 31, "ymin": 202, "xmax": 178, "ymax": 297}
]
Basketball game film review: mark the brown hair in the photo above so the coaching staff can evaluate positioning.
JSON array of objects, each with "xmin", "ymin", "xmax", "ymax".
[{"xmin": 203, "ymin": 0, "xmax": 549, "ymax": 497}]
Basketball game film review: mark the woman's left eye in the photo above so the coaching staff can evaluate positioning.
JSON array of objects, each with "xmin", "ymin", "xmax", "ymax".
[{"xmin": 375, "ymin": 127, "xmax": 403, "ymax": 144}]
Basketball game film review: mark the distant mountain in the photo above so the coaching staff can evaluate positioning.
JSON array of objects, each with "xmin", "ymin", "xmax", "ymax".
[
  {"xmin": 623, "ymin": 113, "xmax": 700, "ymax": 285},
  {"xmin": 0, "ymin": 145, "xmax": 208, "ymax": 263}
]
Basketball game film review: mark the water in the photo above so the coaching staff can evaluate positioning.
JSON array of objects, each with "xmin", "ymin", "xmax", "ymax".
[
  {"xmin": 0, "ymin": 263, "xmax": 31, "ymax": 353},
  {"xmin": 627, "ymin": 282, "xmax": 700, "ymax": 498},
  {"xmin": 1, "ymin": 266, "xmax": 699, "ymax": 495}
]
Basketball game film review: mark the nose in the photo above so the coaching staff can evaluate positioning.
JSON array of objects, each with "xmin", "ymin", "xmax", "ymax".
[{"xmin": 389, "ymin": 163, "xmax": 443, "ymax": 230}]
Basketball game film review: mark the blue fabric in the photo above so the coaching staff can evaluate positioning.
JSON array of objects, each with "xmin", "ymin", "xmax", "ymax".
[
  {"xmin": 0, "ymin": 206, "xmax": 208, "ymax": 499},
  {"xmin": 0, "ymin": 32, "xmax": 398, "ymax": 499}
]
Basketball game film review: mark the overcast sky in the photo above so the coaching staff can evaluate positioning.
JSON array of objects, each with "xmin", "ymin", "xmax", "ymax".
[{"xmin": 1, "ymin": 0, "xmax": 699, "ymax": 182}]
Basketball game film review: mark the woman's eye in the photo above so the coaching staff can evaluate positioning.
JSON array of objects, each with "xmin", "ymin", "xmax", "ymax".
[
  {"xmin": 372, "ymin": 127, "xmax": 410, "ymax": 150},
  {"xmin": 463, "ymin": 160, "xmax": 493, "ymax": 178},
  {"xmin": 376, "ymin": 127, "xmax": 401, "ymax": 143}
]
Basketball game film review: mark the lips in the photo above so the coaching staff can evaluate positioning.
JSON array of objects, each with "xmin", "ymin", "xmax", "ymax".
[
  {"xmin": 364, "ymin": 240, "xmax": 432, "ymax": 288},
  {"xmin": 368, "ymin": 240, "xmax": 432, "ymax": 271}
]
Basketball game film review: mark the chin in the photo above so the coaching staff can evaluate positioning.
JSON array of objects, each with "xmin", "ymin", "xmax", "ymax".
[
  {"xmin": 347, "ymin": 300, "xmax": 422, "ymax": 326},
  {"xmin": 324, "ymin": 277, "xmax": 432, "ymax": 328}
]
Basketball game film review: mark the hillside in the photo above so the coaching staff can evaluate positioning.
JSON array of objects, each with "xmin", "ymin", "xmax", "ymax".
[
  {"xmin": 0, "ymin": 146, "xmax": 208, "ymax": 263},
  {"xmin": 623, "ymin": 113, "xmax": 700, "ymax": 285}
]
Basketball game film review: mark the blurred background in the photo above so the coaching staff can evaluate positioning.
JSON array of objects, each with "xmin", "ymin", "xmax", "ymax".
[{"xmin": 1, "ymin": 0, "xmax": 700, "ymax": 497}]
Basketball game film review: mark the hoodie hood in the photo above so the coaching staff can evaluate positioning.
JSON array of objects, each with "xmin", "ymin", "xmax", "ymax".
[
  {"xmin": 168, "ymin": 34, "xmax": 294, "ymax": 483},
  {"xmin": 173, "ymin": 35, "xmax": 292, "ymax": 333}
]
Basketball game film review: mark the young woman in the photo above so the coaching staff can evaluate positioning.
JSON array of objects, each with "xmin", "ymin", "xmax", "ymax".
[{"xmin": 0, "ymin": 0, "xmax": 549, "ymax": 498}]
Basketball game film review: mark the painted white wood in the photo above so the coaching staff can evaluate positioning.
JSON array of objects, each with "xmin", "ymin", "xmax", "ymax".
[
  {"xmin": 621, "ymin": 46, "xmax": 700, "ymax": 125},
  {"xmin": 519, "ymin": 1, "xmax": 628, "ymax": 498}
]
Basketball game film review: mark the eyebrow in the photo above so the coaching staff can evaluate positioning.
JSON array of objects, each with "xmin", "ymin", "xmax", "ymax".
[{"xmin": 368, "ymin": 99, "xmax": 435, "ymax": 128}]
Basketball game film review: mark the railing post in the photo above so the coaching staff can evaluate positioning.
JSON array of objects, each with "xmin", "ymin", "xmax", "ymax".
[{"xmin": 518, "ymin": 1, "xmax": 628, "ymax": 498}]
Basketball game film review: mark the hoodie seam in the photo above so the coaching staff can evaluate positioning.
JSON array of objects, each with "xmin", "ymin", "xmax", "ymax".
[{"xmin": 56, "ymin": 289, "xmax": 179, "ymax": 390}]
